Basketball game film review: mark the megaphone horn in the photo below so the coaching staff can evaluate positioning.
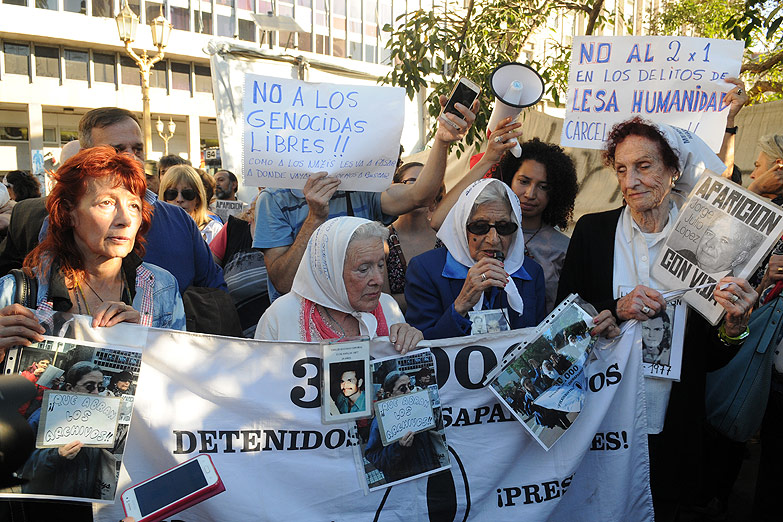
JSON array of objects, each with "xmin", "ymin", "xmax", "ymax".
[{"xmin": 487, "ymin": 63, "xmax": 545, "ymax": 158}]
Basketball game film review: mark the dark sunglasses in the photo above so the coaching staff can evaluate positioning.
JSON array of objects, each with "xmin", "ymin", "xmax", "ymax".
[
  {"xmin": 82, "ymin": 382, "xmax": 106, "ymax": 393},
  {"xmin": 466, "ymin": 221, "xmax": 518, "ymax": 236},
  {"xmin": 163, "ymin": 188, "xmax": 197, "ymax": 201}
]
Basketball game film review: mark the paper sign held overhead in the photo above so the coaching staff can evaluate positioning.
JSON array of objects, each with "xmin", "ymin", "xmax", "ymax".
[
  {"xmin": 37, "ymin": 390, "xmax": 121, "ymax": 449},
  {"xmin": 561, "ymin": 36, "xmax": 743, "ymax": 151},
  {"xmin": 242, "ymin": 74, "xmax": 405, "ymax": 192}
]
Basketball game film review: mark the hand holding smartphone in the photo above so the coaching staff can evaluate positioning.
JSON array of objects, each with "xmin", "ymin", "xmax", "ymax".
[
  {"xmin": 121, "ymin": 454, "xmax": 225, "ymax": 522},
  {"xmin": 440, "ymin": 77, "xmax": 481, "ymax": 127}
]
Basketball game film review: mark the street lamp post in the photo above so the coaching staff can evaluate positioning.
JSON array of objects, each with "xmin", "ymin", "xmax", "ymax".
[
  {"xmin": 156, "ymin": 117, "xmax": 176, "ymax": 156},
  {"xmin": 115, "ymin": 2, "xmax": 172, "ymax": 158}
]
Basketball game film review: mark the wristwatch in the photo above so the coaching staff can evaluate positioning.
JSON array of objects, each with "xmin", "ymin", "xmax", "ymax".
[
  {"xmin": 718, "ymin": 323, "xmax": 749, "ymax": 346},
  {"xmin": 725, "ymin": 126, "xmax": 738, "ymax": 135}
]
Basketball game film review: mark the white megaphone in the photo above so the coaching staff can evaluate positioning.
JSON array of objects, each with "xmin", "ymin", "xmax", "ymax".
[{"xmin": 487, "ymin": 62, "xmax": 545, "ymax": 157}]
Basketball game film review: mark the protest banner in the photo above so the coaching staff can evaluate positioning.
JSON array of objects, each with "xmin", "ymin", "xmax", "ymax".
[
  {"xmin": 213, "ymin": 199, "xmax": 247, "ymax": 223},
  {"xmin": 652, "ymin": 173, "xmax": 783, "ymax": 324},
  {"xmin": 81, "ymin": 321, "xmax": 653, "ymax": 521},
  {"xmin": 36, "ymin": 390, "xmax": 120, "ymax": 448},
  {"xmin": 375, "ymin": 389, "xmax": 436, "ymax": 446},
  {"xmin": 0, "ymin": 335, "xmax": 142, "ymax": 502},
  {"xmin": 560, "ymin": 36, "xmax": 743, "ymax": 151},
  {"xmin": 241, "ymin": 74, "xmax": 405, "ymax": 191}
]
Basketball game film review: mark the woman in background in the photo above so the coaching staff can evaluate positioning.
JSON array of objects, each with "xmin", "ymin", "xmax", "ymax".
[{"xmin": 159, "ymin": 165, "xmax": 222, "ymax": 243}]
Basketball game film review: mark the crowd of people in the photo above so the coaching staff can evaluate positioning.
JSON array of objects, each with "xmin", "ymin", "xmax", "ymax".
[{"xmin": 0, "ymin": 73, "xmax": 781, "ymax": 521}]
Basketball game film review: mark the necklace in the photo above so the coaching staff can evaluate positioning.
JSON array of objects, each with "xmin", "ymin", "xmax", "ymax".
[
  {"xmin": 523, "ymin": 223, "xmax": 543, "ymax": 258},
  {"xmin": 319, "ymin": 305, "xmax": 347, "ymax": 340},
  {"xmin": 75, "ymin": 283, "xmax": 91, "ymax": 315},
  {"xmin": 82, "ymin": 278, "xmax": 106, "ymax": 303}
]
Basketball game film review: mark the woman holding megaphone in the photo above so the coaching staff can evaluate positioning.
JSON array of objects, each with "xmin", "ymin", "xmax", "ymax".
[{"xmin": 430, "ymin": 116, "xmax": 578, "ymax": 313}]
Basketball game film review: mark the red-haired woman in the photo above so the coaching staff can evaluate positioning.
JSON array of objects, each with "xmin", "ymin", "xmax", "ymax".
[{"xmin": 0, "ymin": 146, "xmax": 185, "ymax": 360}]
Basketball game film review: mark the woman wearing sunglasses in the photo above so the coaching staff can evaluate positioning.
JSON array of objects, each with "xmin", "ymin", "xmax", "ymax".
[
  {"xmin": 159, "ymin": 165, "xmax": 223, "ymax": 244},
  {"xmin": 404, "ymin": 178, "xmax": 546, "ymax": 339}
]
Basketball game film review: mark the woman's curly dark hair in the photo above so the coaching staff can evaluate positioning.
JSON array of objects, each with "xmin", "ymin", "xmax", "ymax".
[
  {"xmin": 496, "ymin": 138, "xmax": 578, "ymax": 230},
  {"xmin": 602, "ymin": 116, "xmax": 679, "ymax": 173},
  {"xmin": 5, "ymin": 170, "xmax": 41, "ymax": 201}
]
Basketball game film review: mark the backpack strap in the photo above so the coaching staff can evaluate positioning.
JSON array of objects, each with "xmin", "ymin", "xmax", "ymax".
[{"xmin": 10, "ymin": 269, "xmax": 38, "ymax": 309}]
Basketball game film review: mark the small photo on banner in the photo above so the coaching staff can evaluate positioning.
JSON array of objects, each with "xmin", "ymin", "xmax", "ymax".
[
  {"xmin": 354, "ymin": 349, "xmax": 450, "ymax": 491},
  {"xmin": 0, "ymin": 333, "xmax": 142, "ymax": 504},
  {"xmin": 485, "ymin": 295, "xmax": 598, "ymax": 451}
]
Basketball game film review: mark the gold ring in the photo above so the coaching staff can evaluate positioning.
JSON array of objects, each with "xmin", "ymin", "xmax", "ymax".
[{"xmin": 777, "ymin": 267, "xmax": 782, "ymax": 273}]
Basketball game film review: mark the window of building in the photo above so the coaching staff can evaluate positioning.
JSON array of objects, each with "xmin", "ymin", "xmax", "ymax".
[
  {"xmin": 64, "ymin": 49, "xmax": 88, "ymax": 80},
  {"xmin": 258, "ymin": 0, "xmax": 272, "ymax": 13},
  {"xmin": 332, "ymin": 0, "xmax": 345, "ymax": 16},
  {"xmin": 215, "ymin": 0, "xmax": 231, "ymax": 5},
  {"xmin": 3, "ymin": 0, "xmax": 27, "ymax": 6},
  {"xmin": 145, "ymin": 1, "xmax": 164, "ymax": 24},
  {"xmin": 35, "ymin": 46, "xmax": 59, "ymax": 79},
  {"xmin": 279, "ymin": 31, "xmax": 295, "ymax": 48},
  {"xmin": 238, "ymin": 18, "xmax": 256, "ymax": 41},
  {"xmin": 3, "ymin": 43, "xmax": 30, "ymax": 76},
  {"xmin": 297, "ymin": 0, "xmax": 311, "ymax": 6},
  {"xmin": 196, "ymin": 8, "xmax": 212, "ymax": 34},
  {"xmin": 35, "ymin": 0, "xmax": 57, "ymax": 10},
  {"xmin": 0, "ymin": 127, "xmax": 29, "ymax": 141},
  {"xmin": 121, "ymin": 56, "xmax": 141, "ymax": 86},
  {"xmin": 170, "ymin": 6, "xmax": 190, "ymax": 30},
  {"xmin": 277, "ymin": 1, "xmax": 293, "ymax": 16},
  {"xmin": 60, "ymin": 129, "xmax": 79, "ymax": 143},
  {"xmin": 128, "ymin": 0, "xmax": 141, "ymax": 15},
  {"xmin": 380, "ymin": 46, "xmax": 391, "ymax": 65},
  {"xmin": 315, "ymin": 34, "xmax": 327, "ymax": 54},
  {"xmin": 194, "ymin": 65, "xmax": 211, "ymax": 93},
  {"xmin": 333, "ymin": 38, "xmax": 346, "ymax": 58},
  {"xmin": 364, "ymin": 43, "xmax": 376, "ymax": 63},
  {"xmin": 217, "ymin": 15, "xmax": 233, "ymax": 37},
  {"xmin": 349, "ymin": 41, "xmax": 361, "ymax": 60},
  {"xmin": 171, "ymin": 62, "xmax": 190, "ymax": 91},
  {"xmin": 93, "ymin": 52, "xmax": 116, "ymax": 83},
  {"xmin": 92, "ymin": 0, "xmax": 113, "ymax": 17},
  {"xmin": 297, "ymin": 32, "xmax": 312, "ymax": 51},
  {"xmin": 63, "ymin": 0, "xmax": 85, "ymax": 13},
  {"xmin": 150, "ymin": 60, "xmax": 166, "ymax": 88},
  {"xmin": 42, "ymin": 127, "xmax": 58, "ymax": 143},
  {"xmin": 237, "ymin": 0, "xmax": 252, "ymax": 9}
]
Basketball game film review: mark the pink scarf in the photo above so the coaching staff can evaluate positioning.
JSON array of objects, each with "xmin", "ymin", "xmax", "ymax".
[{"xmin": 300, "ymin": 299, "xmax": 389, "ymax": 342}]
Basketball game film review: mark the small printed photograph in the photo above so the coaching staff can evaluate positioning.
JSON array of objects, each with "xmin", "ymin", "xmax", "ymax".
[
  {"xmin": 355, "ymin": 349, "xmax": 450, "ymax": 491},
  {"xmin": 664, "ymin": 205, "xmax": 764, "ymax": 277},
  {"xmin": 641, "ymin": 301, "xmax": 685, "ymax": 381},
  {"xmin": 321, "ymin": 339, "xmax": 372, "ymax": 424},
  {"xmin": 469, "ymin": 308, "xmax": 510, "ymax": 335},
  {"xmin": 488, "ymin": 300, "xmax": 595, "ymax": 450},
  {"xmin": 0, "ymin": 334, "xmax": 142, "ymax": 503}
]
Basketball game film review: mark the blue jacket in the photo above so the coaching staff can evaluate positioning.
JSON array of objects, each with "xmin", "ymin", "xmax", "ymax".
[{"xmin": 404, "ymin": 248, "xmax": 546, "ymax": 339}]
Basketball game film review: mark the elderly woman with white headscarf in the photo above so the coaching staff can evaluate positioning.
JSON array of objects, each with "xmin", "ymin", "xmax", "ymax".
[
  {"xmin": 556, "ymin": 116, "xmax": 757, "ymax": 521},
  {"xmin": 255, "ymin": 216, "xmax": 423, "ymax": 354},
  {"xmin": 404, "ymin": 178, "xmax": 548, "ymax": 339}
]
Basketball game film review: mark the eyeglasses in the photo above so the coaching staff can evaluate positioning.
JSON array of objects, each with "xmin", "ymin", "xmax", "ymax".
[
  {"xmin": 81, "ymin": 382, "xmax": 106, "ymax": 393},
  {"xmin": 163, "ymin": 188, "xmax": 197, "ymax": 201},
  {"xmin": 395, "ymin": 382, "xmax": 414, "ymax": 393},
  {"xmin": 466, "ymin": 221, "xmax": 518, "ymax": 236}
]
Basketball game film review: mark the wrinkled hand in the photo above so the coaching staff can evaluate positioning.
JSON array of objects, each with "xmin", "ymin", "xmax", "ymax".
[
  {"xmin": 389, "ymin": 323, "xmax": 423, "ymax": 355},
  {"xmin": 435, "ymin": 95, "xmax": 478, "ymax": 144},
  {"xmin": 454, "ymin": 257, "xmax": 508, "ymax": 316},
  {"xmin": 590, "ymin": 310, "xmax": 621, "ymax": 339},
  {"xmin": 484, "ymin": 117, "xmax": 523, "ymax": 165},
  {"xmin": 398, "ymin": 431, "xmax": 415, "ymax": 448},
  {"xmin": 58, "ymin": 440, "xmax": 83, "ymax": 460},
  {"xmin": 767, "ymin": 255, "xmax": 783, "ymax": 283},
  {"xmin": 91, "ymin": 301, "xmax": 141, "ymax": 328},
  {"xmin": 714, "ymin": 277, "xmax": 757, "ymax": 337},
  {"xmin": 0, "ymin": 304, "xmax": 45, "ymax": 362},
  {"xmin": 616, "ymin": 285, "xmax": 666, "ymax": 322},
  {"xmin": 303, "ymin": 172, "xmax": 341, "ymax": 222},
  {"xmin": 748, "ymin": 161, "xmax": 783, "ymax": 199},
  {"xmin": 722, "ymin": 77, "xmax": 748, "ymax": 125}
]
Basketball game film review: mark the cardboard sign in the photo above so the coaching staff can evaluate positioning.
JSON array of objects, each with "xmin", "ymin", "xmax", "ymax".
[
  {"xmin": 242, "ymin": 74, "xmax": 405, "ymax": 191},
  {"xmin": 561, "ymin": 36, "xmax": 743, "ymax": 151},
  {"xmin": 36, "ymin": 390, "xmax": 121, "ymax": 448},
  {"xmin": 374, "ymin": 388, "xmax": 436, "ymax": 446},
  {"xmin": 213, "ymin": 199, "xmax": 246, "ymax": 223}
]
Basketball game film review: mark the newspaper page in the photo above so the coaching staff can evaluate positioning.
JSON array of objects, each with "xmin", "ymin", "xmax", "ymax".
[
  {"xmin": 652, "ymin": 173, "xmax": 783, "ymax": 325},
  {"xmin": 484, "ymin": 295, "xmax": 598, "ymax": 451}
]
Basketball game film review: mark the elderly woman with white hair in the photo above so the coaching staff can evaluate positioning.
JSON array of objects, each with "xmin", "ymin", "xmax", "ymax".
[
  {"xmin": 404, "ymin": 178, "xmax": 550, "ymax": 339},
  {"xmin": 255, "ymin": 216, "xmax": 423, "ymax": 353},
  {"xmin": 748, "ymin": 134, "xmax": 783, "ymax": 201}
]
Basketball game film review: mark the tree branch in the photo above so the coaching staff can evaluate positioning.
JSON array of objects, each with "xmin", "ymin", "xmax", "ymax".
[
  {"xmin": 741, "ymin": 48, "xmax": 783, "ymax": 74},
  {"xmin": 749, "ymin": 80, "xmax": 783, "ymax": 96},
  {"xmin": 449, "ymin": 0, "xmax": 475, "ymax": 81},
  {"xmin": 585, "ymin": 0, "xmax": 605, "ymax": 35}
]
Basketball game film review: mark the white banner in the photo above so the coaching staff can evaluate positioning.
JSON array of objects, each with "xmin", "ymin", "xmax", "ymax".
[
  {"xmin": 93, "ymin": 324, "xmax": 653, "ymax": 521},
  {"xmin": 242, "ymin": 74, "xmax": 405, "ymax": 191},
  {"xmin": 561, "ymin": 36, "xmax": 743, "ymax": 151}
]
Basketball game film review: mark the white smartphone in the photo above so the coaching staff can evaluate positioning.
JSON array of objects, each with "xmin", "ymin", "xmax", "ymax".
[
  {"xmin": 121, "ymin": 454, "xmax": 224, "ymax": 522},
  {"xmin": 441, "ymin": 77, "xmax": 481, "ymax": 119}
]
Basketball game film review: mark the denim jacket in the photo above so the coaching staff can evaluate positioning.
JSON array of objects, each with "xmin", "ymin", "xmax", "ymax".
[{"xmin": 0, "ymin": 258, "xmax": 186, "ymax": 331}]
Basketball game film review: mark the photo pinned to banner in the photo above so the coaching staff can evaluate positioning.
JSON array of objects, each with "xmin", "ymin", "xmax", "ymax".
[
  {"xmin": 0, "ymin": 332, "xmax": 143, "ymax": 503},
  {"xmin": 619, "ymin": 287, "xmax": 686, "ymax": 381},
  {"xmin": 484, "ymin": 294, "xmax": 598, "ymax": 451},
  {"xmin": 652, "ymin": 173, "xmax": 783, "ymax": 325},
  {"xmin": 353, "ymin": 348, "xmax": 450, "ymax": 491},
  {"xmin": 321, "ymin": 338, "xmax": 372, "ymax": 424}
]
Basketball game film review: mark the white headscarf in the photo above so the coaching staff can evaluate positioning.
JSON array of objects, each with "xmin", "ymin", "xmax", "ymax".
[
  {"xmin": 291, "ymin": 216, "xmax": 381, "ymax": 334},
  {"xmin": 0, "ymin": 184, "xmax": 9, "ymax": 207},
  {"xmin": 655, "ymin": 123, "xmax": 727, "ymax": 197},
  {"xmin": 436, "ymin": 178, "xmax": 527, "ymax": 315}
]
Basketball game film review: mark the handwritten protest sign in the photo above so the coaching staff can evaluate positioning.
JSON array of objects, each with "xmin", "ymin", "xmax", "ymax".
[
  {"xmin": 36, "ymin": 390, "xmax": 120, "ymax": 449},
  {"xmin": 561, "ymin": 36, "xmax": 743, "ymax": 151},
  {"xmin": 652, "ymin": 173, "xmax": 783, "ymax": 324},
  {"xmin": 374, "ymin": 389, "xmax": 436, "ymax": 446},
  {"xmin": 213, "ymin": 200, "xmax": 246, "ymax": 223},
  {"xmin": 242, "ymin": 74, "xmax": 405, "ymax": 191}
]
